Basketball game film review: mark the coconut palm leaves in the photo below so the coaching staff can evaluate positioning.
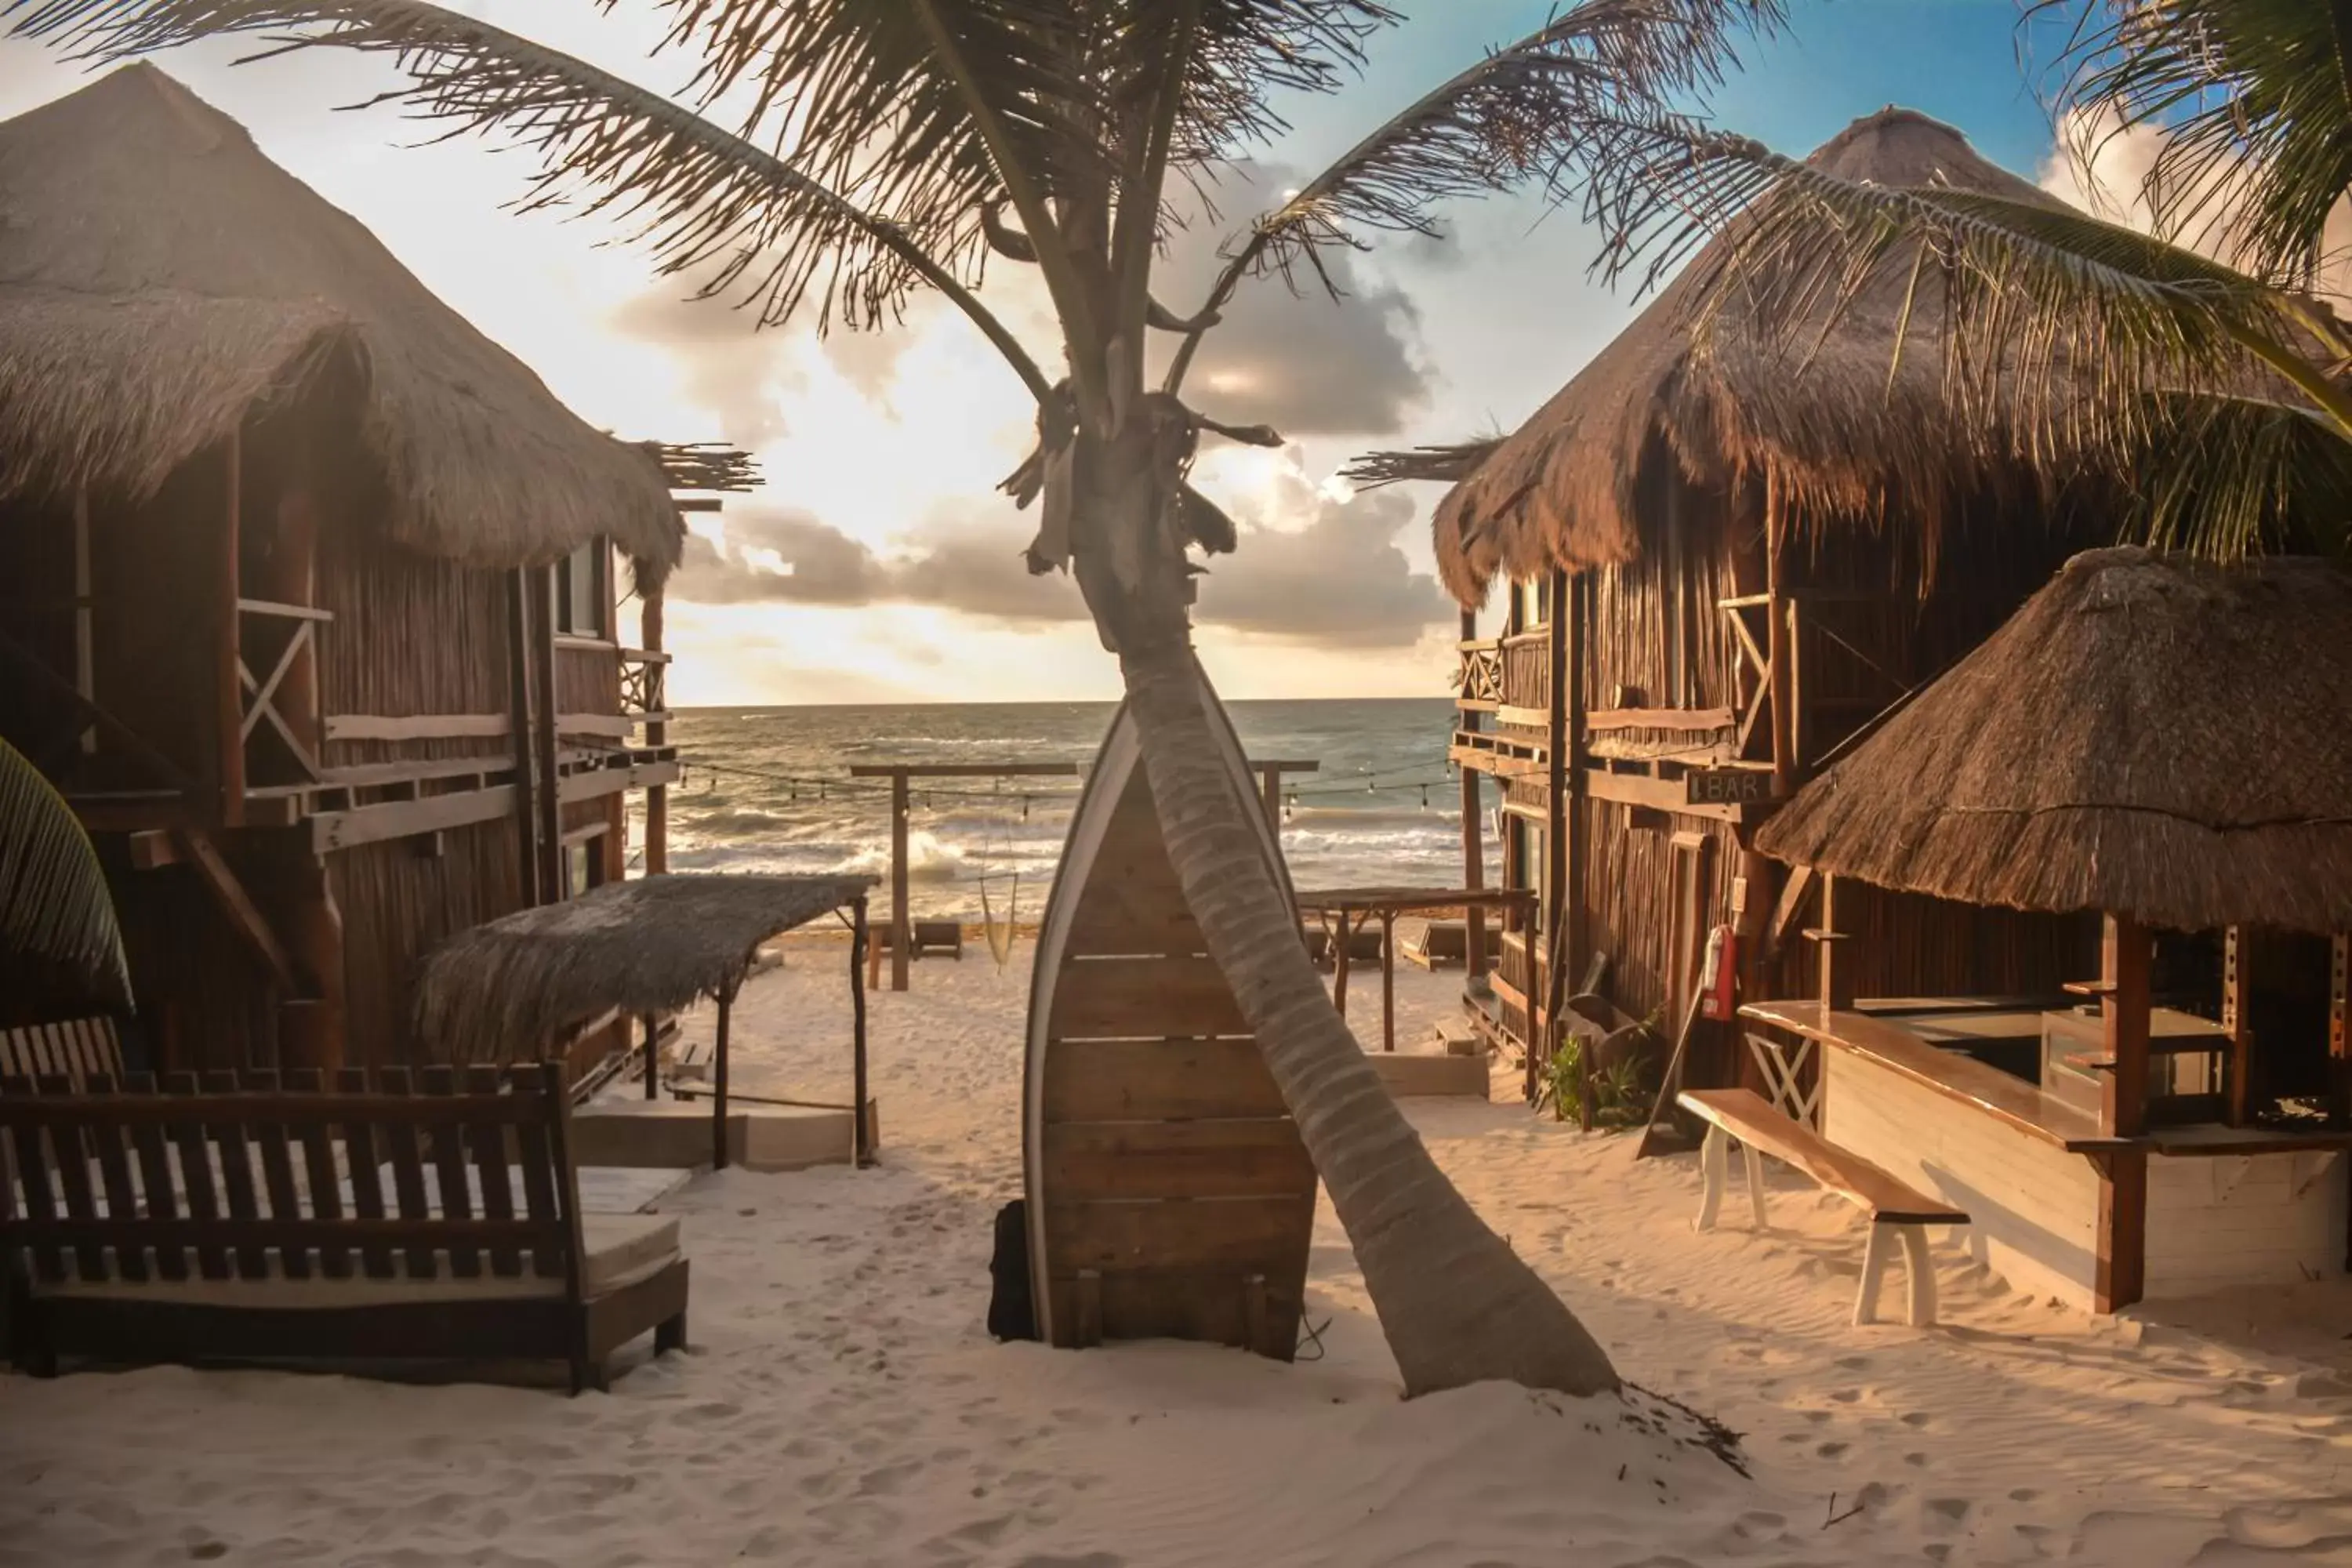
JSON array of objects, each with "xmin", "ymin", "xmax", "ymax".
[{"xmin": 0, "ymin": 734, "xmax": 130, "ymax": 1018}]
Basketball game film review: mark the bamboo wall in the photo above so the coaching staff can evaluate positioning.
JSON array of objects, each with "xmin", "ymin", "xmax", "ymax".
[{"xmin": 333, "ymin": 818, "xmax": 527, "ymax": 1068}]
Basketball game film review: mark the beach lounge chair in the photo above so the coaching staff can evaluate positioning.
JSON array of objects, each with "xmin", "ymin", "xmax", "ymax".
[
  {"xmin": 871, "ymin": 920, "xmax": 965, "ymax": 960},
  {"xmin": 1400, "ymin": 920, "xmax": 1468, "ymax": 970},
  {"xmin": 0, "ymin": 1063, "xmax": 686, "ymax": 1392}
]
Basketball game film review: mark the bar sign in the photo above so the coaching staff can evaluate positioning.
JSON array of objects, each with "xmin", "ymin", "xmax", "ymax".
[{"xmin": 1684, "ymin": 767, "xmax": 1777, "ymax": 805}]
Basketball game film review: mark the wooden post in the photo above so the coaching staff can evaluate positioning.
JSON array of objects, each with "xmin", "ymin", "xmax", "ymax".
[
  {"xmin": 1458, "ymin": 608, "xmax": 1489, "ymax": 981},
  {"xmin": 889, "ymin": 770, "xmax": 911, "ymax": 993},
  {"xmin": 2096, "ymin": 912, "xmax": 2151, "ymax": 1313},
  {"xmin": 1258, "ymin": 764, "xmax": 1281, "ymax": 828},
  {"xmin": 534, "ymin": 564, "xmax": 563, "ymax": 903},
  {"xmin": 506, "ymin": 569, "xmax": 541, "ymax": 906},
  {"xmin": 278, "ymin": 856, "xmax": 346, "ymax": 1076},
  {"xmin": 1562, "ymin": 571, "xmax": 1588, "ymax": 1010},
  {"xmin": 2330, "ymin": 935, "xmax": 2349, "ymax": 1128},
  {"xmin": 712, "ymin": 987, "xmax": 732, "ymax": 1171},
  {"xmin": 642, "ymin": 584, "xmax": 668, "ymax": 877},
  {"xmin": 642, "ymin": 1012, "xmax": 659, "ymax": 1102},
  {"xmin": 1765, "ymin": 470, "xmax": 1796, "ymax": 797},
  {"xmin": 1544, "ymin": 566, "xmax": 1570, "ymax": 1080},
  {"xmin": 851, "ymin": 895, "xmax": 872, "ymax": 1167},
  {"xmin": 2223, "ymin": 925, "xmax": 2253, "ymax": 1126},
  {"xmin": 1380, "ymin": 909, "xmax": 1397, "ymax": 1053},
  {"xmin": 71, "ymin": 487, "xmax": 95, "ymax": 757},
  {"xmin": 264, "ymin": 464, "xmax": 322, "ymax": 761},
  {"xmin": 216, "ymin": 430, "xmax": 246, "ymax": 827},
  {"xmin": 1815, "ymin": 873, "xmax": 1855, "ymax": 1010},
  {"xmin": 1331, "ymin": 910, "xmax": 1353, "ymax": 1017}
]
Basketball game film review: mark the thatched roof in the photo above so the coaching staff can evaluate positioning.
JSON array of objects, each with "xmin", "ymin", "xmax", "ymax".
[
  {"xmin": 413, "ymin": 873, "xmax": 877, "ymax": 1062},
  {"xmin": 1753, "ymin": 548, "xmax": 2352, "ymax": 934},
  {"xmin": 1431, "ymin": 107, "xmax": 2082, "ymax": 607},
  {"xmin": 0, "ymin": 64, "xmax": 685, "ymax": 572}
]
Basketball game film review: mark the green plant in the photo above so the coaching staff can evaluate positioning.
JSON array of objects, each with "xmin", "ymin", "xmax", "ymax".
[
  {"xmin": 0, "ymin": 734, "xmax": 131, "ymax": 1018},
  {"xmin": 1534, "ymin": 1032, "xmax": 1653, "ymax": 1129}
]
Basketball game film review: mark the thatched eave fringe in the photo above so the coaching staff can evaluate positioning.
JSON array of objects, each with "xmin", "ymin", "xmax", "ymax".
[{"xmin": 412, "ymin": 873, "xmax": 878, "ymax": 1064}]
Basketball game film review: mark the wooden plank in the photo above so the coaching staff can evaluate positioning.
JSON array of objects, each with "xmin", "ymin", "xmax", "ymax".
[
  {"xmin": 12, "ymin": 1098, "xmax": 67, "ymax": 1282},
  {"xmin": 1679, "ymin": 1088, "xmax": 1969, "ymax": 1224},
  {"xmin": 1585, "ymin": 706, "xmax": 1737, "ymax": 734},
  {"xmin": 1496, "ymin": 703, "xmax": 1549, "ymax": 730},
  {"xmin": 466, "ymin": 1065, "xmax": 524, "ymax": 1277},
  {"xmin": 163, "ymin": 1072, "xmax": 231, "ymax": 1281},
  {"xmin": 1046, "ymin": 1195, "xmax": 1318, "ymax": 1276},
  {"xmin": 246, "ymin": 1069, "xmax": 311, "ymax": 1281},
  {"xmin": 512, "ymin": 1075, "xmax": 566, "ymax": 1280},
  {"xmin": 1041, "ymin": 1039, "xmax": 1286, "ymax": 1122},
  {"xmin": 1065, "ymin": 873, "xmax": 1207, "ymax": 957},
  {"xmin": 237, "ymin": 598, "xmax": 333, "ymax": 622},
  {"xmin": 1583, "ymin": 767, "xmax": 1751, "ymax": 824},
  {"xmin": 288, "ymin": 1069, "xmax": 351, "ymax": 1280},
  {"xmin": 423, "ymin": 1066, "xmax": 481, "ymax": 1279},
  {"xmin": 43, "ymin": 1088, "xmax": 108, "ymax": 1281},
  {"xmin": 379, "ymin": 1067, "xmax": 437, "ymax": 1278},
  {"xmin": 1047, "ymin": 1267, "xmax": 1303, "ymax": 1358},
  {"xmin": 202, "ymin": 1069, "xmax": 269, "ymax": 1279},
  {"xmin": 215, "ymin": 429, "xmax": 244, "ymax": 828},
  {"xmin": 125, "ymin": 1088, "xmax": 187, "ymax": 1282},
  {"xmin": 337, "ymin": 1067, "xmax": 395, "ymax": 1279},
  {"xmin": 325, "ymin": 713, "xmax": 510, "ymax": 743},
  {"xmin": 1051, "ymin": 955, "xmax": 1248, "ymax": 1039},
  {"xmin": 83, "ymin": 1076, "xmax": 147, "ymax": 1282},
  {"xmin": 1042, "ymin": 1120, "xmax": 1315, "ymax": 1201}
]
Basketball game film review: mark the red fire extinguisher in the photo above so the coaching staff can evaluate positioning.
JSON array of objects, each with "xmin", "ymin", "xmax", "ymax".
[{"xmin": 1700, "ymin": 923, "xmax": 1739, "ymax": 1021}]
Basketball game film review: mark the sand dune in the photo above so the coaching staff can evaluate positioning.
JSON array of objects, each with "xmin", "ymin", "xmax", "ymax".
[{"xmin": 7, "ymin": 939, "xmax": 2352, "ymax": 1566}]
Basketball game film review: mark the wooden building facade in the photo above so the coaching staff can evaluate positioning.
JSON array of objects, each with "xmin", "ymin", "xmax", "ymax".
[
  {"xmin": 0, "ymin": 66, "xmax": 728, "ymax": 1073},
  {"xmin": 1423, "ymin": 111, "xmax": 2116, "ymax": 1093}
]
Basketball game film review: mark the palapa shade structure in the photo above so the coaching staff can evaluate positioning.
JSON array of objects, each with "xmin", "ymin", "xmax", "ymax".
[
  {"xmin": 415, "ymin": 873, "xmax": 879, "ymax": 1168},
  {"xmin": 0, "ymin": 64, "xmax": 684, "ymax": 575},
  {"xmin": 1755, "ymin": 548, "xmax": 2352, "ymax": 935},
  {"xmin": 1429, "ymin": 108, "xmax": 2082, "ymax": 606}
]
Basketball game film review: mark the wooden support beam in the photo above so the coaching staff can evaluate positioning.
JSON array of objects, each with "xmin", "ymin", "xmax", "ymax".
[
  {"xmin": 1458, "ymin": 612, "xmax": 1488, "ymax": 981},
  {"xmin": 176, "ymin": 829, "xmax": 297, "ymax": 993},
  {"xmin": 277, "ymin": 855, "xmax": 347, "ymax": 1075},
  {"xmin": 2096, "ymin": 913, "xmax": 2152, "ymax": 1312},
  {"xmin": 1813, "ymin": 874, "xmax": 1855, "ymax": 1010},
  {"xmin": 2223, "ymin": 925, "xmax": 2254, "ymax": 1127},
  {"xmin": 1562, "ymin": 572, "xmax": 1588, "ymax": 1006},
  {"xmin": 1584, "ymin": 706, "xmax": 1737, "ymax": 735},
  {"xmin": 72, "ymin": 487, "xmax": 95, "ymax": 757},
  {"xmin": 642, "ymin": 585, "xmax": 668, "ymax": 876},
  {"xmin": 127, "ymin": 829, "xmax": 181, "ymax": 871},
  {"xmin": 1764, "ymin": 864, "xmax": 1817, "ymax": 963},
  {"xmin": 890, "ymin": 772, "xmax": 911, "ymax": 993},
  {"xmin": 215, "ymin": 430, "xmax": 246, "ymax": 827},
  {"xmin": 505, "ymin": 568, "xmax": 540, "ymax": 905},
  {"xmin": 534, "ymin": 564, "xmax": 563, "ymax": 902},
  {"xmin": 1581, "ymin": 767, "xmax": 1754, "ymax": 824},
  {"xmin": 1765, "ymin": 470, "xmax": 1795, "ymax": 797},
  {"xmin": 308, "ymin": 760, "xmax": 677, "ymax": 854},
  {"xmin": 1543, "ymin": 566, "xmax": 1570, "ymax": 1097}
]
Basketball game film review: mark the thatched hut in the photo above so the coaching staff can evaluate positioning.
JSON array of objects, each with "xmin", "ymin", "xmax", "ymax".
[
  {"xmin": 1417, "ymin": 108, "xmax": 2118, "ymax": 1094},
  {"xmin": 1745, "ymin": 549, "xmax": 2352, "ymax": 1312},
  {"xmin": 0, "ymin": 65, "xmax": 732, "ymax": 1073}
]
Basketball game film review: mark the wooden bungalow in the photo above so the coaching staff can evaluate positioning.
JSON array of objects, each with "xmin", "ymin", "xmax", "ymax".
[
  {"xmin": 1414, "ymin": 109, "xmax": 2125, "ymax": 1096},
  {"xmin": 0, "ymin": 65, "xmax": 736, "ymax": 1074},
  {"xmin": 1748, "ymin": 549, "xmax": 2352, "ymax": 1310}
]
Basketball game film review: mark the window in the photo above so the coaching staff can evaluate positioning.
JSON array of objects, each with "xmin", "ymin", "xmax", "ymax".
[
  {"xmin": 1512, "ymin": 575, "xmax": 1551, "ymax": 633},
  {"xmin": 555, "ymin": 538, "xmax": 607, "ymax": 637},
  {"xmin": 564, "ymin": 843, "xmax": 593, "ymax": 900}
]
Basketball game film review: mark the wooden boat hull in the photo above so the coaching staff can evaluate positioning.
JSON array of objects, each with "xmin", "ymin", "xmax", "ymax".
[{"xmin": 1022, "ymin": 684, "xmax": 1316, "ymax": 1360}]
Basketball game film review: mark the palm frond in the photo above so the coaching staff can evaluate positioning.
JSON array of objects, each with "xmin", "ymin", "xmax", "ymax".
[
  {"xmin": 2131, "ymin": 390, "xmax": 2352, "ymax": 558},
  {"xmin": 2038, "ymin": 0, "xmax": 2352, "ymax": 286},
  {"xmin": 1569, "ymin": 106, "xmax": 2352, "ymax": 467},
  {"xmin": 1341, "ymin": 437, "xmax": 1503, "ymax": 488},
  {"xmin": 0, "ymin": 735, "xmax": 130, "ymax": 1018},
  {"xmin": 8, "ymin": 0, "xmax": 1057, "ymax": 400},
  {"xmin": 1164, "ymin": 0, "xmax": 1785, "ymax": 390}
]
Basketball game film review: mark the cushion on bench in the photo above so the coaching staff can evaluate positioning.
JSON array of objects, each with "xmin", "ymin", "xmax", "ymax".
[{"xmin": 27, "ymin": 1212, "xmax": 680, "ymax": 1308}]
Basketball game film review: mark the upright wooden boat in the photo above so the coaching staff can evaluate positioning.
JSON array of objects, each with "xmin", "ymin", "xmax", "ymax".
[{"xmin": 1023, "ymin": 687, "xmax": 1317, "ymax": 1360}]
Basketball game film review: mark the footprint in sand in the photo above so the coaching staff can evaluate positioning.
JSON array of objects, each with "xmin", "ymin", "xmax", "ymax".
[{"xmin": 1817, "ymin": 1441, "xmax": 1849, "ymax": 1458}]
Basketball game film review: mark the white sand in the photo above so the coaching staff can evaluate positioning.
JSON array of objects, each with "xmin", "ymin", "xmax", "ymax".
[{"xmin": 9, "ymin": 939, "xmax": 2352, "ymax": 1566}]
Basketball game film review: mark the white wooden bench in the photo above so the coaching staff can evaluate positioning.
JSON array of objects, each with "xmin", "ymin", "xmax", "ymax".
[{"xmin": 1677, "ymin": 1087, "xmax": 1969, "ymax": 1327}]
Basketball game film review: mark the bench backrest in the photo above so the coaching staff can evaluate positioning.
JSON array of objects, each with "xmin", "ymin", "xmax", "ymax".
[
  {"xmin": 0, "ymin": 1063, "xmax": 587, "ymax": 1294},
  {"xmin": 0, "ymin": 1018, "xmax": 125, "ymax": 1087}
]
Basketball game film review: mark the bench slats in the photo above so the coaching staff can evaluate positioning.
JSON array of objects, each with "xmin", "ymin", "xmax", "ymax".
[
  {"xmin": 467, "ymin": 1065, "xmax": 524, "ymax": 1279},
  {"xmin": 292, "ymin": 1069, "xmax": 353, "ymax": 1281},
  {"xmin": 338, "ymin": 1067, "xmax": 397, "ymax": 1279},
  {"xmin": 163, "ymin": 1072, "xmax": 234, "ymax": 1281},
  {"xmin": 85, "ymin": 1076, "xmax": 147, "ymax": 1283},
  {"xmin": 376, "ymin": 1068, "xmax": 438, "ymax": 1278},
  {"xmin": 423, "ymin": 1067, "xmax": 481, "ymax": 1279},
  {"xmin": 247, "ymin": 1071, "xmax": 312, "ymax": 1282},
  {"xmin": 1679, "ymin": 1087, "xmax": 1968, "ymax": 1225},
  {"xmin": 205, "ymin": 1070, "xmax": 270, "ymax": 1279}
]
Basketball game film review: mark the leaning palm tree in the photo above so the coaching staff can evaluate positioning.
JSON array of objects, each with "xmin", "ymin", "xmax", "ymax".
[
  {"xmin": 0, "ymin": 735, "xmax": 132, "ymax": 1023},
  {"xmin": 7, "ymin": 0, "xmax": 1791, "ymax": 1398}
]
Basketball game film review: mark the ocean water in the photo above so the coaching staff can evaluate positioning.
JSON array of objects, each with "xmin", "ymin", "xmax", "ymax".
[{"xmin": 653, "ymin": 699, "xmax": 1467, "ymax": 919}]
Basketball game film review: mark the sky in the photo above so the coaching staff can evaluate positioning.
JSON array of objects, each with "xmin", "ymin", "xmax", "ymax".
[{"xmin": 0, "ymin": 2, "xmax": 2089, "ymax": 706}]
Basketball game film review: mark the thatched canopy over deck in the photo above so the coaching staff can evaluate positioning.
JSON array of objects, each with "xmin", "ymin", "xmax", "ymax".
[
  {"xmin": 415, "ymin": 873, "xmax": 877, "ymax": 1062},
  {"xmin": 1755, "ymin": 548, "xmax": 2352, "ymax": 934},
  {"xmin": 1428, "ymin": 108, "xmax": 2085, "ymax": 607},
  {"xmin": 0, "ymin": 64, "xmax": 686, "ymax": 573}
]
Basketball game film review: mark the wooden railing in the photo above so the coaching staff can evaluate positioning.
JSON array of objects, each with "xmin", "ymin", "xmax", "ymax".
[
  {"xmin": 1501, "ymin": 631, "xmax": 1549, "ymax": 712},
  {"xmin": 1457, "ymin": 639, "xmax": 1501, "ymax": 711},
  {"xmin": 619, "ymin": 646, "xmax": 670, "ymax": 729}
]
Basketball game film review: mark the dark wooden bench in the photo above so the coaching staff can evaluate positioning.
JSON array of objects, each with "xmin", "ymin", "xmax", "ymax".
[
  {"xmin": 0, "ymin": 1063, "xmax": 686, "ymax": 1392},
  {"xmin": 1677, "ymin": 1087, "xmax": 1969, "ymax": 1327},
  {"xmin": 1, "ymin": 1017, "xmax": 125, "ymax": 1087}
]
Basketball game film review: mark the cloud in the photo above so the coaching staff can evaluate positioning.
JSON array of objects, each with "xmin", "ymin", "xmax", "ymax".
[
  {"xmin": 1149, "ymin": 161, "xmax": 1432, "ymax": 437},
  {"xmin": 2038, "ymin": 105, "xmax": 2352, "ymax": 301},
  {"xmin": 670, "ymin": 462, "xmax": 1450, "ymax": 650},
  {"xmin": 609, "ymin": 284, "xmax": 805, "ymax": 445}
]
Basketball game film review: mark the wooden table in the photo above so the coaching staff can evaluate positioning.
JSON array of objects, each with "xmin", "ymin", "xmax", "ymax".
[{"xmin": 1293, "ymin": 887, "xmax": 1534, "ymax": 1052}]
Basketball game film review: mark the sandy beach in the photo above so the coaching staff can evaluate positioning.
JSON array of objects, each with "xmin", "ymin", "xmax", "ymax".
[{"xmin": 9, "ymin": 940, "xmax": 2352, "ymax": 1567}]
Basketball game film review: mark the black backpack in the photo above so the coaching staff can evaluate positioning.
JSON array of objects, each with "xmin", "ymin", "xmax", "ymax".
[{"xmin": 986, "ymin": 1198, "xmax": 1038, "ymax": 1341}]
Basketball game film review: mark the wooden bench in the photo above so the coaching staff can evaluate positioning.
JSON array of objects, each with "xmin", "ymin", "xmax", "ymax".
[
  {"xmin": 0, "ymin": 1063, "xmax": 687, "ymax": 1392},
  {"xmin": 1677, "ymin": 1087, "xmax": 1969, "ymax": 1327},
  {"xmin": 1400, "ymin": 920, "xmax": 1467, "ymax": 970},
  {"xmin": 1, "ymin": 1017, "xmax": 125, "ymax": 1087}
]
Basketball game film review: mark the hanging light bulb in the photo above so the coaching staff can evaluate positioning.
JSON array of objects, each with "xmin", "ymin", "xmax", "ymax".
[
  {"xmin": 1022, "ymin": 796, "xmax": 1031, "ymax": 822},
  {"xmin": 1420, "ymin": 784, "xmax": 1429, "ymax": 809}
]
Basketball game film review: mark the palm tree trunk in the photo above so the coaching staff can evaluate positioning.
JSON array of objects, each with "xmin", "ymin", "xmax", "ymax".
[{"xmin": 1116, "ymin": 641, "xmax": 1618, "ymax": 1399}]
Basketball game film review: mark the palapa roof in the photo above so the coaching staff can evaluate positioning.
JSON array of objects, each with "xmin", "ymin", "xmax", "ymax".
[
  {"xmin": 1753, "ymin": 548, "xmax": 2352, "ymax": 935},
  {"xmin": 413, "ymin": 873, "xmax": 877, "ymax": 1062},
  {"xmin": 0, "ymin": 64, "xmax": 685, "ymax": 572},
  {"xmin": 1431, "ymin": 107, "xmax": 2081, "ymax": 607}
]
